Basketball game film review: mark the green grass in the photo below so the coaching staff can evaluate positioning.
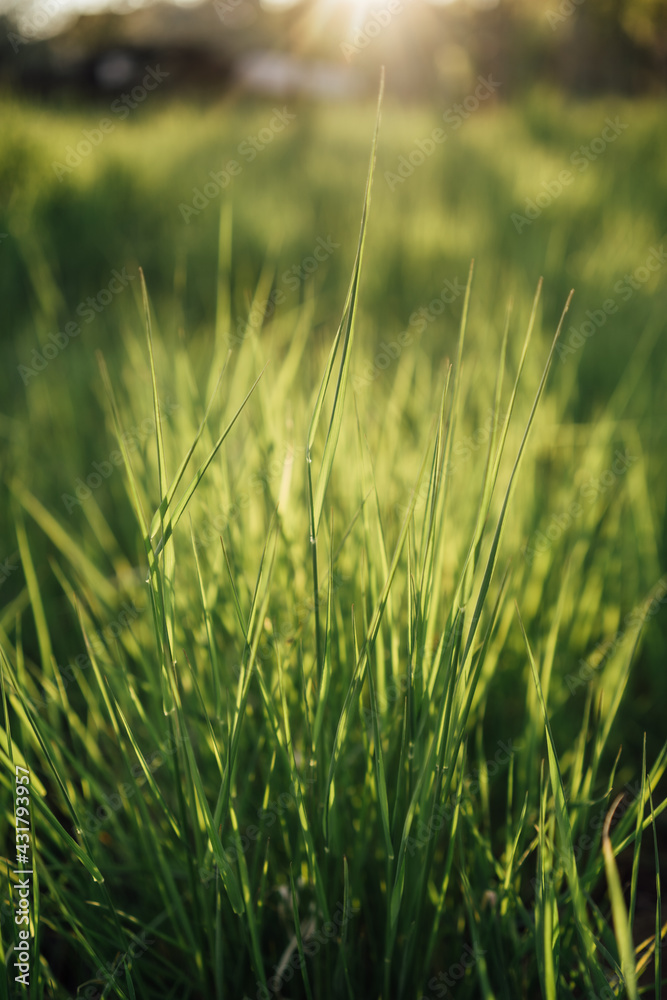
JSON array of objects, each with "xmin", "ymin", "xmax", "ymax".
[{"xmin": 1, "ymin": 84, "xmax": 667, "ymax": 999}]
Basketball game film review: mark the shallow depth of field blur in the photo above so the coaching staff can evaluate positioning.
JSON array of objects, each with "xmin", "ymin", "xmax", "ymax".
[{"xmin": 1, "ymin": 1, "xmax": 667, "ymax": 998}]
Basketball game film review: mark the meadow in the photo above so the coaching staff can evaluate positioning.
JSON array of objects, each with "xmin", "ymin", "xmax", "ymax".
[{"xmin": 1, "ymin": 84, "xmax": 667, "ymax": 999}]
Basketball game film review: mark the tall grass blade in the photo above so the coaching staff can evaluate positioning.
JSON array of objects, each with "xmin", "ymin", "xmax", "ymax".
[{"xmin": 603, "ymin": 796, "xmax": 639, "ymax": 1000}]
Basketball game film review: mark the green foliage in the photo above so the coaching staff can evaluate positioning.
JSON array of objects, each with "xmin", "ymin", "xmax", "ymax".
[{"xmin": 1, "ymin": 90, "xmax": 666, "ymax": 999}]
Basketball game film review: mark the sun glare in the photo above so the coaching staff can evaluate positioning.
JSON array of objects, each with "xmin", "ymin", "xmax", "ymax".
[{"xmin": 259, "ymin": 0, "xmax": 436, "ymax": 60}]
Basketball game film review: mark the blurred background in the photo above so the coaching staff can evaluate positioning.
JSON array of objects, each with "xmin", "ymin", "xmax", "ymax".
[{"xmin": 1, "ymin": 0, "xmax": 666, "ymax": 99}]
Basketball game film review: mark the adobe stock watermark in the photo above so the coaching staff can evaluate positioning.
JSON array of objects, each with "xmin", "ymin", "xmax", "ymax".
[
  {"xmin": 545, "ymin": 0, "xmax": 586, "ymax": 30},
  {"xmin": 359, "ymin": 633, "xmax": 469, "ymax": 733},
  {"xmin": 341, "ymin": 0, "xmax": 408, "ymax": 62},
  {"xmin": 523, "ymin": 450, "xmax": 636, "ymax": 563},
  {"xmin": 244, "ymin": 899, "xmax": 358, "ymax": 1000},
  {"xmin": 228, "ymin": 236, "xmax": 340, "ymax": 346},
  {"xmin": 194, "ymin": 442, "xmax": 303, "ymax": 549},
  {"xmin": 420, "ymin": 942, "xmax": 488, "ymax": 999},
  {"xmin": 12, "ymin": 600, "xmax": 144, "ymax": 716},
  {"xmin": 511, "ymin": 117, "xmax": 628, "ymax": 232},
  {"xmin": 6, "ymin": 0, "xmax": 68, "ymax": 50},
  {"xmin": 198, "ymin": 778, "xmax": 318, "ymax": 884},
  {"xmin": 360, "ymin": 644, "xmax": 435, "ymax": 728},
  {"xmin": 18, "ymin": 268, "xmax": 135, "ymax": 384},
  {"xmin": 0, "ymin": 553, "xmax": 20, "ymax": 588},
  {"xmin": 565, "ymin": 574, "xmax": 667, "ymax": 694},
  {"xmin": 448, "ymin": 408, "xmax": 510, "ymax": 471},
  {"xmin": 353, "ymin": 275, "xmax": 465, "ymax": 388},
  {"xmin": 51, "ymin": 67, "xmax": 170, "ymax": 181},
  {"xmin": 61, "ymin": 395, "xmax": 180, "ymax": 513},
  {"xmin": 404, "ymin": 739, "xmax": 521, "ymax": 857},
  {"xmin": 557, "ymin": 244, "xmax": 667, "ymax": 362},
  {"xmin": 56, "ymin": 928, "xmax": 155, "ymax": 999},
  {"xmin": 80, "ymin": 931, "xmax": 155, "ymax": 1000},
  {"xmin": 74, "ymin": 730, "xmax": 190, "ymax": 836},
  {"xmin": 393, "ymin": 407, "xmax": 510, "ymax": 516},
  {"xmin": 178, "ymin": 107, "xmax": 296, "ymax": 223},
  {"xmin": 213, "ymin": 0, "xmax": 244, "ymax": 21},
  {"xmin": 385, "ymin": 76, "xmax": 501, "ymax": 192},
  {"xmin": 229, "ymin": 568, "xmax": 348, "ymax": 674},
  {"xmin": 531, "ymin": 774, "xmax": 650, "ymax": 899}
]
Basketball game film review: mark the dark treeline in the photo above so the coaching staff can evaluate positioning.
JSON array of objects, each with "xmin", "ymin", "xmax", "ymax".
[{"xmin": 0, "ymin": 0, "xmax": 665, "ymax": 100}]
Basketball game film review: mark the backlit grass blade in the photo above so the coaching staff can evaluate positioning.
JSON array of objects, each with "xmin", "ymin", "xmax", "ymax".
[
  {"xmin": 603, "ymin": 795, "xmax": 639, "ymax": 1000},
  {"xmin": 309, "ymin": 71, "xmax": 384, "ymax": 537},
  {"xmin": 13, "ymin": 509, "xmax": 53, "ymax": 682},
  {"xmin": 289, "ymin": 863, "xmax": 316, "ymax": 1000},
  {"xmin": 488, "ymin": 280, "xmax": 542, "ymax": 498},
  {"xmin": 277, "ymin": 649, "xmax": 330, "ymax": 923},
  {"xmin": 418, "ymin": 262, "xmax": 472, "ymax": 661},
  {"xmin": 0, "ymin": 657, "xmax": 14, "ymax": 769},
  {"xmin": 338, "ymin": 855, "xmax": 355, "ymax": 1000},
  {"xmin": 421, "ymin": 761, "xmax": 462, "ymax": 979},
  {"xmin": 517, "ymin": 604, "xmax": 607, "ymax": 995},
  {"xmin": 97, "ymin": 350, "xmax": 151, "ymax": 538},
  {"xmin": 312, "ymin": 514, "xmax": 335, "ymax": 748},
  {"xmin": 10, "ymin": 482, "xmax": 118, "ymax": 605},
  {"xmin": 434, "ymin": 293, "xmax": 574, "ymax": 809},
  {"xmin": 182, "ymin": 649, "xmax": 224, "ymax": 779},
  {"xmin": 219, "ymin": 532, "xmax": 248, "ymax": 643},
  {"xmin": 140, "ymin": 267, "xmax": 168, "ymax": 504},
  {"xmin": 647, "ymin": 779, "xmax": 662, "ymax": 999},
  {"xmin": 365, "ymin": 636, "xmax": 394, "ymax": 861},
  {"xmin": 229, "ymin": 803, "xmax": 267, "ymax": 991},
  {"xmin": 141, "ymin": 270, "xmax": 180, "ymax": 701},
  {"xmin": 209, "ymin": 521, "xmax": 279, "ymax": 845},
  {"xmin": 179, "ymin": 731, "xmax": 245, "ymax": 917},
  {"xmin": 596, "ymin": 622, "xmax": 646, "ymax": 759},
  {"xmin": 210, "ymin": 198, "xmax": 232, "ymax": 394},
  {"xmin": 0, "ymin": 644, "xmax": 104, "ymax": 884},
  {"xmin": 150, "ymin": 362, "xmax": 229, "ymax": 541},
  {"xmin": 104, "ymin": 690, "xmax": 183, "ymax": 842},
  {"xmin": 190, "ymin": 525, "xmax": 222, "ymax": 721},
  {"xmin": 460, "ymin": 288, "xmax": 572, "ymax": 675},
  {"xmin": 153, "ymin": 363, "xmax": 267, "ymax": 554},
  {"xmin": 536, "ymin": 762, "xmax": 558, "ymax": 1000},
  {"xmin": 322, "ymin": 427, "xmax": 431, "ymax": 846},
  {"xmin": 418, "ymin": 363, "xmax": 452, "ymax": 610},
  {"xmin": 459, "ymin": 830, "xmax": 497, "ymax": 1000},
  {"xmin": 629, "ymin": 736, "xmax": 647, "ymax": 932}
]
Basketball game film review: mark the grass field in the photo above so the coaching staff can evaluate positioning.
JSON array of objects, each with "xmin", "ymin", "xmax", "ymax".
[{"xmin": 1, "ymin": 84, "xmax": 667, "ymax": 999}]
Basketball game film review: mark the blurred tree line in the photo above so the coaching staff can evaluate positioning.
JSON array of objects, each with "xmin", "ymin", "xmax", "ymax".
[
  {"xmin": 508, "ymin": 0, "xmax": 667, "ymax": 93},
  {"xmin": 0, "ymin": 0, "xmax": 665, "ymax": 98}
]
